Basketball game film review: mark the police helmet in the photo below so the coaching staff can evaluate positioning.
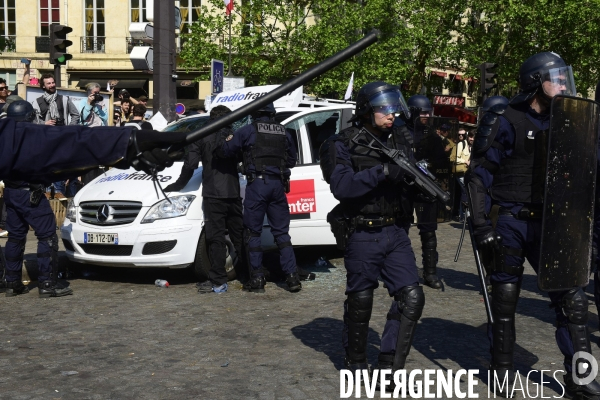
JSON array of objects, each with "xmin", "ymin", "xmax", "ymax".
[
  {"xmin": 251, "ymin": 102, "xmax": 276, "ymax": 119},
  {"xmin": 7, "ymin": 100, "xmax": 35, "ymax": 122},
  {"xmin": 354, "ymin": 81, "xmax": 410, "ymax": 120},
  {"xmin": 481, "ymin": 95, "xmax": 509, "ymax": 113},
  {"xmin": 512, "ymin": 52, "xmax": 576, "ymax": 104},
  {"xmin": 407, "ymin": 95, "xmax": 433, "ymax": 113}
]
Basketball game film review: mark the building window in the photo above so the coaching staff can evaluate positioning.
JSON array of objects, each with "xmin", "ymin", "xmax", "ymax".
[
  {"xmin": 180, "ymin": 0, "xmax": 201, "ymax": 32},
  {"xmin": 0, "ymin": 0, "xmax": 16, "ymax": 52},
  {"xmin": 130, "ymin": 0, "xmax": 149, "ymax": 23},
  {"xmin": 40, "ymin": 0, "xmax": 60, "ymax": 36},
  {"xmin": 83, "ymin": 0, "xmax": 105, "ymax": 53}
]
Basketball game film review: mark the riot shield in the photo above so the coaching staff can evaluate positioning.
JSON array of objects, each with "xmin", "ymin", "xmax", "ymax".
[
  {"xmin": 413, "ymin": 117, "xmax": 458, "ymax": 222},
  {"xmin": 538, "ymin": 96, "xmax": 600, "ymax": 291}
]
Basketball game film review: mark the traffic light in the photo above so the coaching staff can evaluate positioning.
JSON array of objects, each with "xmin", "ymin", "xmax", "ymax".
[
  {"xmin": 479, "ymin": 62, "xmax": 498, "ymax": 101},
  {"xmin": 50, "ymin": 24, "xmax": 73, "ymax": 65}
]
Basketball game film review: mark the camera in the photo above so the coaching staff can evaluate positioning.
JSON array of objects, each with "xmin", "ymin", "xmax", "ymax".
[
  {"xmin": 54, "ymin": 117, "xmax": 65, "ymax": 126},
  {"xmin": 121, "ymin": 92, "xmax": 130, "ymax": 99},
  {"xmin": 92, "ymin": 93, "xmax": 104, "ymax": 103}
]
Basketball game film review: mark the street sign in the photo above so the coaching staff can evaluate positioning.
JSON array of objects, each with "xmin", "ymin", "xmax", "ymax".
[
  {"xmin": 211, "ymin": 59, "xmax": 224, "ymax": 94},
  {"xmin": 223, "ymin": 76, "xmax": 245, "ymax": 92},
  {"xmin": 175, "ymin": 103, "xmax": 186, "ymax": 115}
]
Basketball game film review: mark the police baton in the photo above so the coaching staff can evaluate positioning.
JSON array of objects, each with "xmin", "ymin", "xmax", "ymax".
[{"xmin": 180, "ymin": 29, "xmax": 381, "ymax": 146}]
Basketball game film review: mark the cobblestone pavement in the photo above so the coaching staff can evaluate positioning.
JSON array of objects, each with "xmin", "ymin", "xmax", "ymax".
[{"xmin": 0, "ymin": 222, "xmax": 598, "ymax": 399}]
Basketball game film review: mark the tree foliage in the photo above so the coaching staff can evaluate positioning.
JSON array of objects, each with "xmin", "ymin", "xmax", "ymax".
[
  {"xmin": 180, "ymin": 0, "xmax": 600, "ymax": 100},
  {"xmin": 456, "ymin": 1, "xmax": 600, "ymax": 97}
]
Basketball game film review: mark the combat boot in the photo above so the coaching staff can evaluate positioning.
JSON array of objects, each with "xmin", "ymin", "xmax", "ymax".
[
  {"xmin": 38, "ymin": 280, "xmax": 73, "ymax": 298},
  {"xmin": 285, "ymin": 272, "xmax": 302, "ymax": 292},
  {"xmin": 564, "ymin": 372, "xmax": 600, "ymax": 399},
  {"xmin": 5, "ymin": 280, "xmax": 29, "ymax": 297},
  {"xmin": 420, "ymin": 232, "xmax": 442, "ymax": 289},
  {"xmin": 374, "ymin": 353, "xmax": 394, "ymax": 393},
  {"xmin": 243, "ymin": 275, "xmax": 266, "ymax": 293}
]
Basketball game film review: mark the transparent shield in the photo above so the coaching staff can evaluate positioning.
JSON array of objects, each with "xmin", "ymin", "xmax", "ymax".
[{"xmin": 538, "ymin": 96, "xmax": 600, "ymax": 291}]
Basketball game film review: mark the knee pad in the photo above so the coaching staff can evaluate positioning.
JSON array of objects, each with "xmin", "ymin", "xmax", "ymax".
[
  {"xmin": 394, "ymin": 285, "xmax": 425, "ymax": 321},
  {"xmin": 419, "ymin": 231, "xmax": 437, "ymax": 249},
  {"xmin": 562, "ymin": 287, "xmax": 588, "ymax": 325},
  {"xmin": 244, "ymin": 229, "xmax": 262, "ymax": 252},
  {"xmin": 274, "ymin": 235, "xmax": 292, "ymax": 250},
  {"xmin": 491, "ymin": 282, "xmax": 520, "ymax": 317},
  {"xmin": 346, "ymin": 289, "xmax": 374, "ymax": 323},
  {"xmin": 5, "ymin": 237, "xmax": 26, "ymax": 262}
]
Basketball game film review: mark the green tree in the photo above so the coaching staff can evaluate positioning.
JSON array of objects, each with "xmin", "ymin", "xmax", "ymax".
[{"xmin": 456, "ymin": 1, "xmax": 600, "ymax": 97}]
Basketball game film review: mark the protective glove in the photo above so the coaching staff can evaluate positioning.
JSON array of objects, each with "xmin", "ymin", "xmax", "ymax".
[
  {"xmin": 384, "ymin": 163, "xmax": 404, "ymax": 184},
  {"xmin": 164, "ymin": 166, "xmax": 194, "ymax": 192},
  {"xmin": 474, "ymin": 225, "xmax": 501, "ymax": 249},
  {"xmin": 125, "ymin": 130, "xmax": 187, "ymax": 175}
]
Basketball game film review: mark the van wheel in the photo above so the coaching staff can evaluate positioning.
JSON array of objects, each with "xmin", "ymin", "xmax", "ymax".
[{"xmin": 193, "ymin": 230, "xmax": 237, "ymax": 282}]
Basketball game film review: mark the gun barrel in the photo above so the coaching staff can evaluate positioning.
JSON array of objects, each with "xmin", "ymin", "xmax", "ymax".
[{"xmin": 183, "ymin": 30, "xmax": 381, "ymax": 144}]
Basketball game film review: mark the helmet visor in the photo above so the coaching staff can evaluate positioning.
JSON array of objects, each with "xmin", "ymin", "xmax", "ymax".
[
  {"xmin": 543, "ymin": 66, "xmax": 576, "ymax": 97},
  {"xmin": 369, "ymin": 88, "xmax": 411, "ymax": 118}
]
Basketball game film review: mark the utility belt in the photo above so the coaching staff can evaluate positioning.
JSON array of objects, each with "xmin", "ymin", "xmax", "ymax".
[
  {"xmin": 498, "ymin": 206, "xmax": 543, "ymax": 220},
  {"xmin": 327, "ymin": 210, "xmax": 410, "ymax": 250},
  {"xmin": 246, "ymin": 172, "xmax": 290, "ymax": 193},
  {"xmin": 4, "ymin": 182, "xmax": 45, "ymax": 206}
]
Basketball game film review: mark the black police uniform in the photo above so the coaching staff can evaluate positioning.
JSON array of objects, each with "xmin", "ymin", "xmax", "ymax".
[
  {"xmin": 321, "ymin": 82, "xmax": 424, "ymax": 374},
  {"xmin": 3, "ymin": 179, "xmax": 67, "ymax": 297},
  {"xmin": 467, "ymin": 52, "xmax": 600, "ymax": 398},
  {"xmin": 402, "ymin": 95, "xmax": 443, "ymax": 290},
  {"xmin": 219, "ymin": 114, "xmax": 301, "ymax": 293}
]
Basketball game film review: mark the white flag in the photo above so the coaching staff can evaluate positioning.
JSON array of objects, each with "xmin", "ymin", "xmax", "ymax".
[{"xmin": 344, "ymin": 72, "xmax": 354, "ymax": 100}]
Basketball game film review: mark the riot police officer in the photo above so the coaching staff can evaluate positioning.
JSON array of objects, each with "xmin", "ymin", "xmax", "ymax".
[
  {"xmin": 466, "ymin": 52, "xmax": 600, "ymax": 398},
  {"xmin": 218, "ymin": 103, "xmax": 302, "ymax": 293},
  {"xmin": 320, "ymin": 82, "xmax": 424, "ymax": 374},
  {"xmin": 405, "ymin": 95, "xmax": 442, "ymax": 289},
  {"xmin": 3, "ymin": 101, "xmax": 70, "ymax": 297}
]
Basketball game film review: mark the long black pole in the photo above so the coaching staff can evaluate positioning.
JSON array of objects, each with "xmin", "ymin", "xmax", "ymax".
[{"xmin": 183, "ymin": 29, "xmax": 381, "ymax": 144}]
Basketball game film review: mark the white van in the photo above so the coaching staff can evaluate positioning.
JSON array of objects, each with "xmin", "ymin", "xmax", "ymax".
[{"xmin": 61, "ymin": 92, "xmax": 355, "ymax": 280}]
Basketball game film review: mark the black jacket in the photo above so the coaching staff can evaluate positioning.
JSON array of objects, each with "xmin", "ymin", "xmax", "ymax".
[{"xmin": 180, "ymin": 127, "xmax": 241, "ymax": 199}]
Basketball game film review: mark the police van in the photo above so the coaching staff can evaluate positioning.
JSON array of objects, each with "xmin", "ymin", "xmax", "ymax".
[{"xmin": 61, "ymin": 85, "xmax": 354, "ymax": 280}]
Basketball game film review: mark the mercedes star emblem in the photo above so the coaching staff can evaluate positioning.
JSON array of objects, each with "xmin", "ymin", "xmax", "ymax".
[{"xmin": 96, "ymin": 204, "xmax": 111, "ymax": 223}]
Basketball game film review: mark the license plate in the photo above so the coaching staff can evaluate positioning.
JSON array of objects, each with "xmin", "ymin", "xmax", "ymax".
[{"xmin": 84, "ymin": 233, "xmax": 119, "ymax": 245}]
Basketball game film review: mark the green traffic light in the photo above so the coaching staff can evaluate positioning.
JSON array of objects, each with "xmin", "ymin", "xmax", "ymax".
[{"xmin": 57, "ymin": 55, "xmax": 66, "ymax": 63}]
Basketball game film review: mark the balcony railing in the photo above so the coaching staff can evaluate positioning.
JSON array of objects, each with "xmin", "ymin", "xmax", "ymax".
[
  {"xmin": 0, "ymin": 36, "xmax": 16, "ymax": 52},
  {"xmin": 126, "ymin": 37, "xmax": 151, "ymax": 54},
  {"xmin": 81, "ymin": 36, "xmax": 106, "ymax": 53},
  {"xmin": 35, "ymin": 36, "xmax": 50, "ymax": 53}
]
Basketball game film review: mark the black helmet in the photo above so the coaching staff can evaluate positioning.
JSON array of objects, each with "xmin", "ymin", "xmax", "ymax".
[
  {"xmin": 481, "ymin": 95, "xmax": 509, "ymax": 113},
  {"xmin": 354, "ymin": 81, "xmax": 410, "ymax": 120},
  {"xmin": 251, "ymin": 102, "xmax": 276, "ymax": 119},
  {"xmin": 407, "ymin": 95, "xmax": 432, "ymax": 113},
  {"xmin": 7, "ymin": 100, "xmax": 35, "ymax": 122},
  {"xmin": 512, "ymin": 52, "xmax": 576, "ymax": 104}
]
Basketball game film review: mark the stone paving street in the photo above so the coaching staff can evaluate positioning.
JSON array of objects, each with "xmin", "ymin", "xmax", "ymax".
[{"xmin": 0, "ymin": 221, "xmax": 598, "ymax": 399}]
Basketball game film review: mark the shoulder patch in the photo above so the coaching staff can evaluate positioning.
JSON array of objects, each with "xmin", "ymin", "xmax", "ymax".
[{"xmin": 225, "ymin": 134, "xmax": 234, "ymax": 141}]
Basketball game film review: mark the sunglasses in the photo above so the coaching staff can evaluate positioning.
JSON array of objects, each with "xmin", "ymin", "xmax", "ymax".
[{"xmin": 0, "ymin": 87, "xmax": 7, "ymax": 91}]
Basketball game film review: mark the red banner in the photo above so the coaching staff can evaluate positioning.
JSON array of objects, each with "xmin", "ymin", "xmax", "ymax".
[
  {"xmin": 286, "ymin": 179, "xmax": 316, "ymax": 214},
  {"xmin": 434, "ymin": 95, "xmax": 465, "ymax": 107}
]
